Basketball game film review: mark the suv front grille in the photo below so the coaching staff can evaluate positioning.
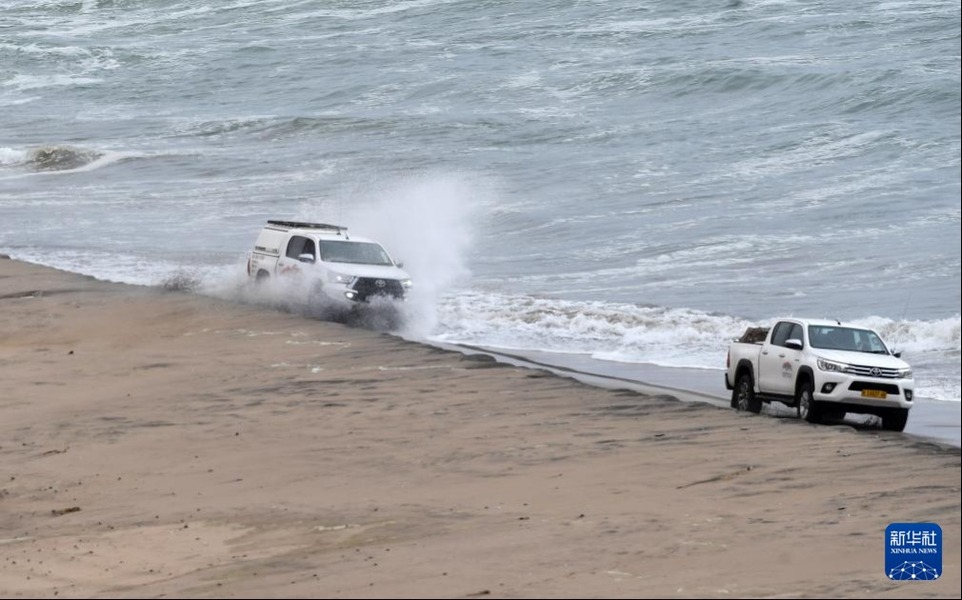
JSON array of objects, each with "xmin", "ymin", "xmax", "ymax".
[
  {"xmin": 848, "ymin": 364, "xmax": 902, "ymax": 379},
  {"xmin": 351, "ymin": 278, "xmax": 404, "ymax": 302}
]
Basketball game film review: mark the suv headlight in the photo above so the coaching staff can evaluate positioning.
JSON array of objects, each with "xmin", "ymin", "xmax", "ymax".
[
  {"xmin": 327, "ymin": 272, "xmax": 356, "ymax": 285},
  {"xmin": 401, "ymin": 278, "xmax": 413, "ymax": 289},
  {"xmin": 817, "ymin": 358, "xmax": 853, "ymax": 374}
]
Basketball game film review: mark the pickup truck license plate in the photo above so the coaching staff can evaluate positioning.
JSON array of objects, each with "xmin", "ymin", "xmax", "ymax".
[{"xmin": 861, "ymin": 389, "xmax": 887, "ymax": 399}]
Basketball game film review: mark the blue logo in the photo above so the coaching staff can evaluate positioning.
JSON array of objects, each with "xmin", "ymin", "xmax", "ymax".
[{"xmin": 885, "ymin": 523, "xmax": 942, "ymax": 581}]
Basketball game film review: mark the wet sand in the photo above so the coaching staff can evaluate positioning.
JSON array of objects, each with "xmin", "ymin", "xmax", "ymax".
[
  {"xmin": 1, "ymin": 258, "xmax": 959, "ymax": 598},
  {"xmin": 465, "ymin": 346, "xmax": 962, "ymax": 448}
]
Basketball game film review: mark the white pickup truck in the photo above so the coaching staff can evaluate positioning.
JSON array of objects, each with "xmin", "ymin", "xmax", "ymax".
[
  {"xmin": 725, "ymin": 318, "xmax": 914, "ymax": 431},
  {"xmin": 247, "ymin": 220, "xmax": 412, "ymax": 309}
]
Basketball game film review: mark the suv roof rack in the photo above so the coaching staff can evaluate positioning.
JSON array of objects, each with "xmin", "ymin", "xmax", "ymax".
[{"xmin": 266, "ymin": 220, "xmax": 347, "ymax": 235}]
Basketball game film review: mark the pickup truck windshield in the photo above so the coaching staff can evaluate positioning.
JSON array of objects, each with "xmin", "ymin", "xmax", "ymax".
[
  {"xmin": 808, "ymin": 325, "xmax": 889, "ymax": 354},
  {"xmin": 319, "ymin": 240, "xmax": 393, "ymax": 266}
]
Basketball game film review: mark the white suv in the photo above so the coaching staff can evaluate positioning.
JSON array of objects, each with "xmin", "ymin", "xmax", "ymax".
[{"xmin": 247, "ymin": 220, "xmax": 412, "ymax": 308}]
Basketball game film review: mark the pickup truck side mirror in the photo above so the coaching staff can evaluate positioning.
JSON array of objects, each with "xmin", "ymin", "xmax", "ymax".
[
  {"xmin": 891, "ymin": 348, "xmax": 902, "ymax": 358},
  {"xmin": 395, "ymin": 260, "xmax": 404, "ymax": 268},
  {"xmin": 297, "ymin": 253, "xmax": 315, "ymax": 264},
  {"xmin": 784, "ymin": 339, "xmax": 804, "ymax": 351}
]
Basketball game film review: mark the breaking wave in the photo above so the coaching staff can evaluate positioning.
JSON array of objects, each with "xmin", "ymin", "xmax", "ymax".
[
  {"xmin": 0, "ymin": 144, "xmax": 148, "ymax": 177},
  {"xmin": 0, "ymin": 144, "xmax": 107, "ymax": 172},
  {"xmin": 431, "ymin": 290, "xmax": 961, "ymax": 402},
  {"xmin": 25, "ymin": 145, "xmax": 104, "ymax": 171}
]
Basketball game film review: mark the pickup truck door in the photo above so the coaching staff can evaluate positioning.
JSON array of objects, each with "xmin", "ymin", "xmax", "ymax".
[{"xmin": 758, "ymin": 321, "xmax": 803, "ymax": 396}]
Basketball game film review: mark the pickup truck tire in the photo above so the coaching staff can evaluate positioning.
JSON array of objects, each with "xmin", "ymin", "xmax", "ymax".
[
  {"xmin": 733, "ymin": 372, "xmax": 762, "ymax": 414},
  {"xmin": 797, "ymin": 380, "xmax": 822, "ymax": 424},
  {"xmin": 882, "ymin": 408, "xmax": 909, "ymax": 432}
]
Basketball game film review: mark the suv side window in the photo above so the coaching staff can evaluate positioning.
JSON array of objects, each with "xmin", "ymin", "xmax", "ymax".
[
  {"xmin": 301, "ymin": 238, "xmax": 316, "ymax": 260},
  {"xmin": 286, "ymin": 236, "xmax": 308, "ymax": 259},
  {"xmin": 770, "ymin": 322, "xmax": 792, "ymax": 347}
]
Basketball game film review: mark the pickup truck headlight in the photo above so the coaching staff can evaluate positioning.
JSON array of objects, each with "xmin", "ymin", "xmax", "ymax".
[
  {"xmin": 327, "ymin": 272, "xmax": 356, "ymax": 285},
  {"xmin": 401, "ymin": 278, "xmax": 413, "ymax": 289},
  {"xmin": 898, "ymin": 369, "xmax": 913, "ymax": 379},
  {"xmin": 817, "ymin": 358, "xmax": 853, "ymax": 374}
]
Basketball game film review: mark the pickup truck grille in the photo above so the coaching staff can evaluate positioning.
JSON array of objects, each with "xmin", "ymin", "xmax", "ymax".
[
  {"xmin": 351, "ymin": 278, "xmax": 404, "ymax": 302},
  {"xmin": 847, "ymin": 364, "xmax": 902, "ymax": 379}
]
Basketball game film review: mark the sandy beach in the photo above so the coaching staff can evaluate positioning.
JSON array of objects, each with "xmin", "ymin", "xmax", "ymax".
[{"xmin": 1, "ymin": 257, "xmax": 959, "ymax": 599}]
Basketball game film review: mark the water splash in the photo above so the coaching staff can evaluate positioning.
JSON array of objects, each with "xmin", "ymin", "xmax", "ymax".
[{"xmin": 297, "ymin": 171, "xmax": 489, "ymax": 338}]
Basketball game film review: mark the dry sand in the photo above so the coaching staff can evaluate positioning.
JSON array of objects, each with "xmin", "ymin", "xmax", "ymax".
[{"xmin": 1, "ymin": 257, "xmax": 959, "ymax": 599}]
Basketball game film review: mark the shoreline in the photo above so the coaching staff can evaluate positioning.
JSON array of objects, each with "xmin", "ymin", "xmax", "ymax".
[
  {"xmin": 1, "ymin": 258, "xmax": 959, "ymax": 598},
  {"xmin": 438, "ymin": 344, "xmax": 961, "ymax": 449}
]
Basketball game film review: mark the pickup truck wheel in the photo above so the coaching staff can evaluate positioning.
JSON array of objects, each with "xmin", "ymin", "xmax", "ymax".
[
  {"xmin": 734, "ymin": 373, "xmax": 761, "ymax": 414},
  {"xmin": 797, "ymin": 380, "xmax": 822, "ymax": 424},
  {"xmin": 881, "ymin": 408, "xmax": 909, "ymax": 432}
]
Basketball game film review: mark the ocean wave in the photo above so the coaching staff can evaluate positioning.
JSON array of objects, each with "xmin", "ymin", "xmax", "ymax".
[
  {"xmin": 431, "ymin": 290, "xmax": 755, "ymax": 363},
  {"xmin": 0, "ymin": 41, "xmax": 90, "ymax": 57},
  {"xmin": 24, "ymin": 145, "xmax": 105, "ymax": 172},
  {"xmin": 171, "ymin": 114, "xmax": 400, "ymax": 141},
  {"xmin": 0, "ymin": 147, "xmax": 28, "ymax": 166},
  {"xmin": 3, "ymin": 73, "xmax": 103, "ymax": 92},
  {"xmin": 850, "ymin": 315, "xmax": 961, "ymax": 355},
  {"xmin": 0, "ymin": 145, "xmax": 151, "ymax": 178},
  {"xmin": 430, "ymin": 290, "xmax": 961, "ymax": 401},
  {"xmin": 1, "ymin": 145, "xmax": 107, "ymax": 171}
]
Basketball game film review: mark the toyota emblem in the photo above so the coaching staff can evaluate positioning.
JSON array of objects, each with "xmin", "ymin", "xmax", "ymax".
[
  {"xmin": 375, "ymin": 279, "xmax": 386, "ymax": 288},
  {"xmin": 870, "ymin": 367, "xmax": 881, "ymax": 377}
]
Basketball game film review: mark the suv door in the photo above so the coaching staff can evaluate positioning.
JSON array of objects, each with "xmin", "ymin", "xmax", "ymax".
[{"xmin": 277, "ymin": 235, "xmax": 313, "ymax": 278}]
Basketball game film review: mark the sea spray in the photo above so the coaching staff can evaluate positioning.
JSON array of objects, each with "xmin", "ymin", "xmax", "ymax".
[{"xmin": 297, "ymin": 171, "xmax": 488, "ymax": 338}]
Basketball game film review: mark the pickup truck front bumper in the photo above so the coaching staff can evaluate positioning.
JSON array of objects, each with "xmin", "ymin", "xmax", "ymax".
[{"xmin": 813, "ymin": 373, "xmax": 914, "ymax": 411}]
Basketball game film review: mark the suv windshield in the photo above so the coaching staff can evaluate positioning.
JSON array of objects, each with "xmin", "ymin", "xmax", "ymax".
[
  {"xmin": 808, "ymin": 325, "xmax": 889, "ymax": 354},
  {"xmin": 319, "ymin": 240, "xmax": 393, "ymax": 266}
]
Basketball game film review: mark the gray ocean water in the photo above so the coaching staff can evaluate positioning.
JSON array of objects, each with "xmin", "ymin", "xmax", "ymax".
[{"xmin": 2, "ymin": 0, "xmax": 960, "ymax": 402}]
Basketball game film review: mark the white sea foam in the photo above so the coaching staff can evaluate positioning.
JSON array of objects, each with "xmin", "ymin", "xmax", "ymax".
[
  {"xmin": 430, "ymin": 290, "xmax": 961, "ymax": 402},
  {"xmin": 0, "ymin": 247, "xmax": 188, "ymax": 286},
  {"xmin": 3, "ymin": 74, "xmax": 103, "ymax": 92},
  {"xmin": 0, "ymin": 42, "xmax": 89, "ymax": 57},
  {"xmin": 0, "ymin": 147, "xmax": 28, "ymax": 166}
]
